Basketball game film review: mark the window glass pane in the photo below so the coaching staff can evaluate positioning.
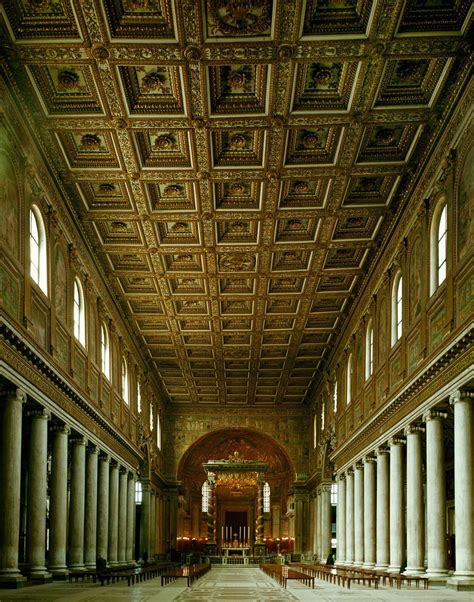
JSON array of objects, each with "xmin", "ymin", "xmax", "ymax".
[
  {"xmin": 135, "ymin": 481, "xmax": 142, "ymax": 504},
  {"xmin": 122, "ymin": 360, "xmax": 129, "ymax": 404},
  {"xmin": 202, "ymin": 481, "xmax": 209, "ymax": 513},
  {"xmin": 263, "ymin": 482, "xmax": 270, "ymax": 513},
  {"xmin": 333, "ymin": 381, "xmax": 337, "ymax": 413},
  {"xmin": 137, "ymin": 382, "xmax": 142, "ymax": 413},
  {"xmin": 331, "ymin": 483, "xmax": 337, "ymax": 505}
]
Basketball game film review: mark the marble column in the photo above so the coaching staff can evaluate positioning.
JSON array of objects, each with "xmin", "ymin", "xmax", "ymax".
[
  {"xmin": 345, "ymin": 468, "xmax": 354, "ymax": 565},
  {"xmin": 424, "ymin": 410, "xmax": 448, "ymax": 581},
  {"xmin": 315, "ymin": 491, "xmax": 321, "ymax": 560},
  {"xmin": 118, "ymin": 468, "xmax": 128, "ymax": 564},
  {"xmin": 140, "ymin": 482, "xmax": 150, "ymax": 560},
  {"xmin": 256, "ymin": 482, "xmax": 264, "ymax": 545},
  {"xmin": 84, "ymin": 446, "xmax": 98, "ymax": 570},
  {"xmin": 363, "ymin": 456, "xmax": 376, "ymax": 569},
  {"xmin": 321, "ymin": 485, "xmax": 332, "ymax": 560},
  {"xmin": 108, "ymin": 462, "xmax": 119, "ymax": 566},
  {"xmin": 26, "ymin": 408, "xmax": 51, "ymax": 581},
  {"xmin": 375, "ymin": 447, "xmax": 389, "ymax": 571},
  {"xmin": 126, "ymin": 473, "xmax": 136, "ymax": 563},
  {"xmin": 336, "ymin": 474, "xmax": 346, "ymax": 565},
  {"xmin": 354, "ymin": 463, "xmax": 364, "ymax": 567},
  {"xmin": 0, "ymin": 388, "xmax": 27, "ymax": 587},
  {"xmin": 388, "ymin": 437, "xmax": 405, "ymax": 574},
  {"xmin": 96, "ymin": 454, "xmax": 110, "ymax": 563},
  {"xmin": 405, "ymin": 425, "xmax": 425, "ymax": 575},
  {"xmin": 448, "ymin": 392, "xmax": 474, "ymax": 590},
  {"xmin": 48, "ymin": 424, "xmax": 70, "ymax": 577},
  {"xmin": 69, "ymin": 437, "xmax": 87, "ymax": 571},
  {"xmin": 149, "ymin": 489, "xmax": 156, "ymax": 558}
]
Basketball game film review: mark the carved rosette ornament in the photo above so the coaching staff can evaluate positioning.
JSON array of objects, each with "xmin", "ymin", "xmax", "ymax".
[{"xmin": 208, "ymin": 0, "xmax": 273, "ymax": 37}]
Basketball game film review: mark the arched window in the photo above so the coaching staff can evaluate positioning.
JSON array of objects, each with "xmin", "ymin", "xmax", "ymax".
[
  {"xmin": 135, "ymin": 481, "xmax": 142, "ymax": 504},
  {"xmin": 202, "ymin": 481, "xmax": 210, "ymax": 513},
  {"xmin": 365, "ymin": 319, "xmax": 374, "ymax": 380},
  {"xmin": 346, "ymin": 353, "xmax": 353, "ymax": 404},
  {"xmin": 331, "ymin": 483, "xmax": 337, "ymax": 505},
  {"xmin": 313, "ymin": 413, "xmax": 317, "ymax": 448},
  {"xmin": 156, "ymin": 412, "xmax": 162, "ymax": 449},
  {"xmin": 391, "ymin": 272, "xmax": 403, "ymax": 345},
  {"xmin": 333, "ymin": 379, "xmax": 338, "ymax": 414},
  {"xmin": 430, "ymin": 202, "xmax": 447, "ymax": 295},
  {"xmin": 137, "ymin": 381, "xmax": 142, "ymax": 414},
  {"xmin": 100, "ymin": 323, "xmax": 110, "ymax": 379},
  {"xmin": 30, "ymin": 206, "xmax": 48, "ymax": 294},
  {"xmin": 150, "ymin": 403, "xmax": 154, "ymax": 433},
  {"xmin": 73, "ymin": 278, "xmax": 86, "ymax": 346},
  {"xmin": 321, "ymin": 400, "xmax": 325, "ymax": 432},
  {"xmin": 263, "ymin": 482, "xmax": 271, "ymax": 513},
  {"xmin": 121, "ymin": 358, "xmax": 129, "ymax": 404}
]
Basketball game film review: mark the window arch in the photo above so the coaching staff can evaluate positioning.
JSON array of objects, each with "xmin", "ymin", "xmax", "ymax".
[
  {"xmin": 73, "ymin": 277, "xmax": 86, "ymax": 346},
  {"xmin": 430, "ymin": 201, "xmax": 447, "ymax": 295},
  {"xmin": 202, "ymin": 481, "xmax": 210, "ymax": 513},
  {"xmin": 346, "ymin": 353, "xmax": 353, "ymax": 404},
  {"xmin": 263, "ymin": 482, "xmax": 270, "ymax": 513},
  {"xmin": 121, "ymin": 358, "xmax": 129, "ymax": 404},
  {"xmin": 391, "ymin": 272, "xmax": 403, "ymax": 345},
  {"xmin": 30, "ymin": 206, "xmax": 48, "ymax": 294},
  {"xmin": 100, "ymin": 323, "xmax": 110, "ymax": 379},
  {"xmin": 365, "ymin": 319, "xmax": 374, "ymax": 380}
]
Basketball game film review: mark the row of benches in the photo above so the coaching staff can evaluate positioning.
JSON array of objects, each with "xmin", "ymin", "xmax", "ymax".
[
  {"xmin": 261, "ymin": 564, "xmax": 314, "ymax": 589},
  {"xmin": 292, "ymin": 563, "xmax": 429, "ymax": 590},
  {"xmin": 68, "ymin": 561, "xmax": 180, "ymax": 586},
  {"xmin": 161, "ymin": 563, "xmax": 211, "ymax": 587}
]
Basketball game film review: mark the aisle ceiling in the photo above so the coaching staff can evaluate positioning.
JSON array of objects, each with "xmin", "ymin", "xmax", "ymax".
[{"xmin": 1, "ymin": 0, "xmax": 471, "ymax": 405}]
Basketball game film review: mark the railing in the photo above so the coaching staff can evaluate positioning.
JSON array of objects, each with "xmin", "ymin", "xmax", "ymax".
[{"xmin": 206, "ymin": 555, "xmax": 273, "ymax": 566}]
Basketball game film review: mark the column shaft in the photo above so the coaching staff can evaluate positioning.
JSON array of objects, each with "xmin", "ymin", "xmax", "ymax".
[
  {"xmin": 26, "ymin": 409, "xmax": 51, "ymax": 580},
  {"xmin": 84, "ymin": 447, "xmax": 98, "ymax": 569},
  {"xmin": 363, "ymin": 457, "xmax": 376, "ymax": 569},
  {"xmin": 0, "ymin": 389, "xmax": 26, "ymax": 586},
  {"xmin": 450, "ymin": 394, "xmax": 474, "ymax": 585},
  {"xmin": 126, "ymin": 474, "xmax": 135, "ymax": 563},
  {"xmin": 68, "ymin": 438, "xmax": 86, "ymax": 571},
  {"xmin": 96, "ymin": 455, "xmax": 110, "ymax": 563},
  {"xmin": 388, "ymin": 439, "xmax": 405, "ymax": 573},
  {"xmin": 405, "ymin": 426, "xmax": 425, "ymax": 575},
  {"xmin": 345, "ymin": 470, "xmax": 354, "ymax": 565},
  {"xmin": 118, "ymin": 469, "xmax": 128, "ymax": 564},
  {"xmin": 140, "ymin": 483, "xmax": 150, "ymax": 560},
  {"xmin": 424, "ymin": 411, "xmax": 448, "ymax": 580},
  {"xmin": 108, "ymin": 463, "xmax": 119, "ymax": 566},
  {"xmin": 375, "ymin": 449, "xmax": 389, "ymax": 571},
  {"xmin": 315, "ymin": 493, "xmax": 321, "ymax": 560},
  {"xmin": 336, "ymin": 475, "xmax": 346, "ymax": 565},
  {"xmin": 48, "ymin": 425, "xmax": 69, "ymax": 577},
  {"xmin": 321, "ymin": 486, "xmax": 332, "ymax": 560},
  {"xmin": 354, "ymin": 464, "xmax": 364, "ymax": 566}
]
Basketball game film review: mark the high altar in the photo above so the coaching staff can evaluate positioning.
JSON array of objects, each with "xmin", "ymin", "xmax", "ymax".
[{"xmin": 203, "ymin": 452, "xmax": 269, "ymax": 556}]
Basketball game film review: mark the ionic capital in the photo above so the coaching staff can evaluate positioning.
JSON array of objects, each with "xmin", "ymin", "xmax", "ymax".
[
  {"xmin": 27, "ymin": 407, "xmax": 51, "ymax": 420},
  {"xmin": 363, "ymin": 454, "xmax": 376, "ymax": 464},
  {"xmin": 423, "ymin": 409, "xmax": 448, "ymax": 423},
  {"xmin": 50, "ymin": 423, "xmax": 70, "ymax": 435},
  {"xmin": 404, "ymin": 424, "xmax": 425, "ymax": 436},
  {"xmin": 376, "ymin": 446, "xmax": 389, "ymax": 457},
  {"xmin": 450, "ymin": 390, "xmax": 473, "ymax": 406},
  {"xmin": 388, "ymin": 436, "xmax": 405, "ymax": 447},
  {"xmin": 70, "ymin": 435, "xmax": 87, "ymax": 447}
]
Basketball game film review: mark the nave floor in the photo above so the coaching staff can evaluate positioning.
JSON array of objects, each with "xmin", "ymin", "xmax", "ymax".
[{"xmin": 0, "ymin": 568, "xmax": 472, "ymax": 602}]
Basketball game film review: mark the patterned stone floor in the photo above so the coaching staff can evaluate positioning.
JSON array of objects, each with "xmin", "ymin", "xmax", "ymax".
[{"xmin": 0, "ymin": 568, "xmax": 473, "ymax": 601}]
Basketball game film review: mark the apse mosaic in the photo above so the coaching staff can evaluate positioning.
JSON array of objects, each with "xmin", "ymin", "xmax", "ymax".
[{"xmin": 292, "ymin": 61, "xmax": 359, "ymax": 112}]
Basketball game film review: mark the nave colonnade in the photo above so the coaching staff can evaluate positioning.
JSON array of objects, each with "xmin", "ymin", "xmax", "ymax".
[
  {"xmin": 0, "ymin": 383, "xmax": 168, "ymax": 588},
  {"xmin": 310, "ymin": 389, "xmax": 473, "ymax": 591}
]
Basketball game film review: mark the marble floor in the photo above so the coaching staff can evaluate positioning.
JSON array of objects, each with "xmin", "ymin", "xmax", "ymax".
[{"xmin": 0, "ymin": 568, "xmax": 472, "ymax": 602}]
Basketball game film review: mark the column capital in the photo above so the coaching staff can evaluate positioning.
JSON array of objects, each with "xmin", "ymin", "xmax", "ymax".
[
  {"xmin": 119, "ymin": 466, "xmax": 128, "ymax": 475},
  {"xmin": 70, "ymin": 435, "xmax": 87, "ymax": 447},
  {"xmin": 1, "ymin": 387, "xmax": 27, "ymax": 404},
  {"xmin": 127, "ymin": 471, "xmax": 136, "ymax": 481},
  {"xmin": 354, "ymin": 460, "xmax": 364, "ymax": 470},
  {"xmin": 320, "ymin": 483, "xmax": 332, "ymax": 494},
  {"xmin": 27, "ymin": 407, "xmax": 51, "ymax": 420},
  {"xmin": 449, "ymin": 389, "xmax": 473, "ymax": 406},
  {"xmin": 364, "ymin": 454, "xmax": 376, "ymax": 464},
  {"xmin": 404, "ymin": 424, "xmax": 425, "ymax": 436},
  {"xmin": 98, "ymin": 451, "xmax": 110, "ymax": 462},
  {"xmin": 87, "ymin": 444, "xmax": 99, "ymax": 455},
  {"xmin": 388, "ymin": 436, "xmax": 405, "ymax": 447},
  {"xmin": 347, "ymin": 467, "xmax": 354, "ymax": 476},
  {"xmin": 337, "ymin": 472, "xmax": 346, "ymax": 481},
  {"xmin": 50, "ymin": 422, "xmax": 70, "ymax": 435},
  {"xmin": 423, "ymin": 409, "xmax": 448, "ymax": 422},
  {"xmin": 376, "ymin": 446, "xmax": 389, "ymax": 456}
]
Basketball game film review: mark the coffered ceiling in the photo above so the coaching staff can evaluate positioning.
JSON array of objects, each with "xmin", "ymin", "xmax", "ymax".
[{"xmin": 1, "ymin": 0, "xmax": 471, "ymax": 406}]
